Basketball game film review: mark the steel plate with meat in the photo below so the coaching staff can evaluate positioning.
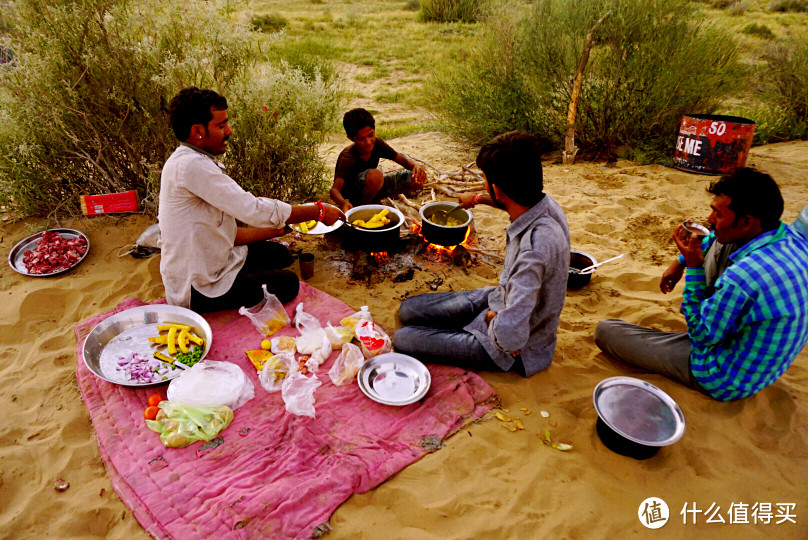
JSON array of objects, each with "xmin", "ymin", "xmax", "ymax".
[{"xmin": 8, "ymin": 228, "xmax": 90, "ymax": 277}]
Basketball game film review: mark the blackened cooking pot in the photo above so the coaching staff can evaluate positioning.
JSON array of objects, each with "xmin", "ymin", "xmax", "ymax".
[
  {"xmin": 419, "ymin": 202, "xmax": 472, "ymax": 247},
  {"xmin": 344, "ymin": 204, "xmax": 405, "ymax": 252}
]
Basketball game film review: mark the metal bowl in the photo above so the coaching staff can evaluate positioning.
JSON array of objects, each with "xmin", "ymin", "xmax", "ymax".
[
  {"xmin": 568, "ymin": 250, "xmax": 597, "ymax": 289},
  {"xmin": 593, "ymin": 376, "xmax": 686, "ymax": 459},
  {"xmin": 419, "ymin": 202, "xmax": 472, "ymax": 247},
  {"xmin": 344, "ymin": 204, "xmax": 405, "ymax": 252},
  {"xmin": 82, "ymin": 304, "xmax": 212, "ymax": 387},
  {"xmin": 358, "ymin": 352, "xmax": 431, "ymax": 406},
  {"xmin": 8, "ymin": 228, "xmax": 90, "ymax": 277}
]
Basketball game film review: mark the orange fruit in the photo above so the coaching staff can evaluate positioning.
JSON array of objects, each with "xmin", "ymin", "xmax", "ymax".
[
  {"xmin": 144, "ymin": 406, "xmax": 160, "ymax": 420},
  {"xmin": 147, "ymin": 393, "xmax": 162, "ymax": 407}
]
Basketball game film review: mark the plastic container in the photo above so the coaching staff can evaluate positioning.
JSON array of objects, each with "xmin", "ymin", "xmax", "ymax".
[
  {"xmin": 793, "ymin": 206, "xmax": 808, "ymax": 238},
  {"xmin": 672, "ymin": 114, "xmax": 755, "ymax": 175}
]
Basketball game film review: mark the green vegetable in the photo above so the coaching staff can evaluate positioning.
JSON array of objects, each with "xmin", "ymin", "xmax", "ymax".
[{"xmin": 175, "ymin": 345, "xmax": 204, "ymax": 367}]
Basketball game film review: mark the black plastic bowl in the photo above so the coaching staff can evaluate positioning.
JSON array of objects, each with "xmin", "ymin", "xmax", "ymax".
[{"xmin": 568, "ymin": 250, "xmax": 597, "ymax": 289}]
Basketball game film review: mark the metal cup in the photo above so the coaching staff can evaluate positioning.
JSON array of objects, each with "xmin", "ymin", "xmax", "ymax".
[{"xmin": 299, "ymin": 252, "xmax": 315, "ymax": 280}]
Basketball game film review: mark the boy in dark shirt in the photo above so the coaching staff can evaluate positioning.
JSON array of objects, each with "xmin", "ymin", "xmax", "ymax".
[{"xmin": 329, "ymin": 108, "xmax": 426, "ymax": 213}]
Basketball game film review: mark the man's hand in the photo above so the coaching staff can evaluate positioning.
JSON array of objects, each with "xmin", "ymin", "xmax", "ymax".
[
  {"xmin": 485, "ymin": 310, "xmax": 497, "ymax": 325},
  {"xmin": 321, "ymin": 204, "xmax": 342, "ymax": 226},
  {"xmin": 340, "ymin": 200, "xmax": 353, "ymax": 214},
  {"xmin": 673, "ymin": 224, "xmax": 705, "ymax": 268},
  {"xmin": 411, "ymin": 165, "xmax": 427, "ymax": 189},
  {"xmin": 660, "ymin": 260, "xmax": 685, "ymax": 294}
]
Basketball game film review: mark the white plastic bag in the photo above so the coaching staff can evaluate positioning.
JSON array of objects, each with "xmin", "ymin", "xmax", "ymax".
[
  {"xmin": 340, "ymin": 306, "xmax": 372, "ymax": 332},
  {"xmin": 328, "ymin": 343, "xmax": 365, "ymax": 386},
  {"xmin": 294, "ymin": 303, "xmax": 327, "ymax": 355},
  {"xmin": 354, "ymin": 320, "xmax": 392, "ymax": 358},
  {"xmin": 167, "ymin": 360, "xmax": 254, "ymax": 410},
  {"xmin": 258, "ymin": 351, "xmax": 296, "ymax": 393},
  {"xmin": 270, "ymin": 335, "xmax": 297, "ymax": 355},
  {"xmin": 325, "ymin": 323, "xmax": 354, "ymax": 350},
  {"xmin": 281, "ymin": 371, "xmax": 322, "ymax": 418},
  {"xmin": 238, "ymin": 284, "xmax": 290, "ymax": 336}
]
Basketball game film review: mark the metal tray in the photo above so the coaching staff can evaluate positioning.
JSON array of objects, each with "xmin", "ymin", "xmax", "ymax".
[
  {"xmin": 289, "ymin": 202, "xmax": 343, "ymax": 235},
  {"xmin": 8, "ymin": 228, "xmax": 90, "ymax": 277},
  {"xmin": 593, "ymin": 376, "xmax": 686, "ymax": 447},
  {"xmin": 358, "ymin": 352, "xmax": 431, "ymax": 406},
  {"xmin": 82, "ymin": 304, "xmax": 212, "ymax": 387}
]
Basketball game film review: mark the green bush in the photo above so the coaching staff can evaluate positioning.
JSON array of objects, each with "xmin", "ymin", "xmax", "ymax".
[
  {"xmin": 405, "ymin": 0, "xmax": 421, "ymax": 11},
  {"xmin": 742, "ymin": 23, "xmax": 776, "ymax": 39},
  {"xmin": 0, "ymin": 0, "xmax": 341, "ymax": 217},
  {"xmin": 251, "ymin": 13, "xmax": 289, "ymax": 34},
  {"xmin": 752, "ymin": 35, "xmax": 808, "ymax": 143},
  {"xmin": 419, "ymin": 0, "xmax": 487, "ymax": 22},
  {"xmin": 767, "ymin": 0, "xmax": 808, "ymax": 12},
  {"xmin": 427, "ymin": 0, "xmax": 745, "ymax": 161}
]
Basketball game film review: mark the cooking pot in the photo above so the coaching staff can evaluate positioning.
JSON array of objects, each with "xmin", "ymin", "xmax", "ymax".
[
  {"xmin": 568, "ymin": 250, "xmax": 597, "ymax": 289},
  {"xmin": 344, "ymin": 204, "xmax": 405, "ymax": 252},
  {"xmin": 419, "ymin": 202, "xmax": 472, "ymax": 247}
]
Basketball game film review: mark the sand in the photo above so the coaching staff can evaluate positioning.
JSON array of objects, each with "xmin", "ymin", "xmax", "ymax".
[{"xmin": 1, "ymin": 135, "xmax": 807, "ymax": 539}]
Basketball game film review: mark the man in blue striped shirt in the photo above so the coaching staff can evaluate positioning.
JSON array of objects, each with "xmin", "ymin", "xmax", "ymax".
[{"xmin": 595, "ymin": 168, "xmax": 808, "ymax": 401}]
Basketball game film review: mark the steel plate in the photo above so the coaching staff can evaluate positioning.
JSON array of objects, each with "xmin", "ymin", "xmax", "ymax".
[
  {"xmin": 8, "ymin": 228, "xmax": 90, "ymax": 277},
  {"xmin": 593, "ymin": 376, "xmax": 686, "ymax": 447},
  {"xmin": 289, "ymin": 202, "xmax": 343, "ymax": 235},
  {"xmin": 358, "ymin": 352, "xmax": 431, "ymax": 406},
  {"xmin": 82, "ymin": 304, "xmax": 212, "ymax": 387}
]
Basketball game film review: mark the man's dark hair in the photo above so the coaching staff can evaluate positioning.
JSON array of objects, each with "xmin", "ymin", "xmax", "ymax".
[
  {"xmin": 476, "ymin": 131, "xmax": 544, "ymax": 207},
  {"xmin": 343, "ymin": 108, "xmax": 375, "ymax": 139},
  {"xmin": 168, "ymin": 87, "xmax": 228, "ymax": 141},
  {"xmin": 708, "ymin": 167, "xmax": 783, "ymax": 230}
]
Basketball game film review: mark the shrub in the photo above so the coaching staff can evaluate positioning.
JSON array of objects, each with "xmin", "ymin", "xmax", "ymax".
[
  {"xmin": 752, "ymin": 35, "xmax": 808, "ymax": 143},
  {"xmin": 427, "ymin": 0, "xmax": 745, "ymax": 161},
  {"xmin": 767, "ymin": 0, "xmax": 808, "ymax": 11},
  {"xmin": 742, "ymin": 23, "xmax": 776, "ymax": 39},
  {"xmin": 419, "ymin": 0, "xmax": 487, "ymax": 22},
  {"xmin": 251, "ymin": 13, "xmax": 289, "ymax": 34},
  {"xmin": 405, "ymin": 0, "xmax": 421, "ymax": 11},
  {"xmin": 0, "ymin": 0, "xmax": 341, "ymax": 217}
]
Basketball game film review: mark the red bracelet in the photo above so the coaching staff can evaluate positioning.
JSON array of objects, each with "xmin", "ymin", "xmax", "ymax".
[{"xmin": 315, "ymin": 200, "xmax": 325, "ymax": 222}]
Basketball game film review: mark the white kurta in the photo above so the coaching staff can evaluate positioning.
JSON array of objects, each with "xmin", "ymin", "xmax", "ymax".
[{"xmin": 158, "ymin": 143, "xmax": 291, "ymax": 307}]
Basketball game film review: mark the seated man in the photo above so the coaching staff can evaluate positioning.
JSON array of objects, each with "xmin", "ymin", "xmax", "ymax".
[
  {"xmin": 329, "ymin": 108, "xmax": 426, "ymax": 213},
  {"xmin": 595, "ymin": 168, "xmax": 808, "ymax": 401},
  {"xmin": 159, "ymin": 87, "xmax": 341, "ymax": 313},
  {"xmin": 392, "ymin": 131, "xmax": 570, "ymax": 376}
]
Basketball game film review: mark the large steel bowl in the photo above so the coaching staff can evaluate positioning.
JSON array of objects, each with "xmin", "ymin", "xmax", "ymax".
[{"xmin": 82, "ymin": 304, "xmax": 212, "ymax": 387}]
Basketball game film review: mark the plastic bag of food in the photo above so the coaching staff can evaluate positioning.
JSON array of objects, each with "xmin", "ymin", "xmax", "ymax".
[
  {"xmin": 328, "ymin": 343, "xmax": 365, "ymax": 386},
  {"xmin": 281, "ymin": 371, "xmax": 322, "ymax": 418},
  {"xmin": 167, "ymin": 360, "xmax": 254, "ymax": 410},
  {"xmin": 258, "ymin": 351, "xmax": 296, "ymax": 393},
  {"xmin": 294, "ymin": 303, "xmax": 328, "ymax": 355},
  {"xmin": 340, "ymin": 306, "xmax": 372, "ymax": 332},
  {"xmin": 270, "ymin": 335, "xmax": 297, "ymax": 355},
  {"xmin": 146, "ymin": 401, "xmax": 234, "ymax": 448},
  {"xmin": 324, "ymin": 323, "xmax": 354, "ymax": 350},
  {"xmin": 238, "ymin": 284, "xmax": 290, "ymax": 336},
  {"xmin": 354, "ymin": 320, "xmax": 392, "ymax": 358}
]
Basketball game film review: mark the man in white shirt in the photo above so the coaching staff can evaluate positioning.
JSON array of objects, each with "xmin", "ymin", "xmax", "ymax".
[{"xmin": 159, "ymin": 87, "xmax": 340, "ymax": 312}]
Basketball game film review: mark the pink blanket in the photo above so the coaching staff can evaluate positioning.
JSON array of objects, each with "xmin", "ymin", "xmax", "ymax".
[{"xmin": 75, "ymin": 284, "xmax": 497, "ymax": 539}]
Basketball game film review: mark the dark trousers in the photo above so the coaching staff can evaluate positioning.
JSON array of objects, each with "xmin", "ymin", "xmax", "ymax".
[{"xmin": 190, "ymin": 241, "xmax": 299, "ymax": 313}]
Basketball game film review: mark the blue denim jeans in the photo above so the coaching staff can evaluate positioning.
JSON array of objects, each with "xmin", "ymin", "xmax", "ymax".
[{"xmin": 393, "ymin": 290, "xmax": 506, "ymax": 372}]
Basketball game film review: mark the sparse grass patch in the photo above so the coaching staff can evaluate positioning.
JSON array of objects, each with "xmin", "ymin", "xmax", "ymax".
[
  {"xmin": 743, "ymin": 22, "xmax": 777, "ymax": 38},
  {"xmin": 767, "ymin": 0, "xmax": 808, "ymax": 11},
  {"xmin": 251, "ymin": 12, "xmax": 288, "ymax": 33},
  {"xmin": 419, "ymin": 0, "xmax": 487, "ymax": 22},
  {"xmin": 376, "ymin": 119, "xmax": 435, "ymax": 140}
]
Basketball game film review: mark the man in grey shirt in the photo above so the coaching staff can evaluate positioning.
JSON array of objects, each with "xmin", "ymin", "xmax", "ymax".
[
  {"xmin": 159, "ymin": 87, "xmax": 341, "ymax": 312},
  {"xmin": 392, "ymin": 131, "xmax": 570, "ymax": 376}
]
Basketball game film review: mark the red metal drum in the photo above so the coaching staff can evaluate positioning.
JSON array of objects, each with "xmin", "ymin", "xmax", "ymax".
[{"xmin": 673, "ymin": 114, "xmax": 755, "ymax": 175}]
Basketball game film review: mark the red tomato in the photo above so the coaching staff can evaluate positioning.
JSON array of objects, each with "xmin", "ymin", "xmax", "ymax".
[
  {"xmin": 144, "ymin": 406, "xmax": 160, "ymax": 420},
  {"xmin": 147, "ymin": 393, "xmax": 162, "ymax": 407}
]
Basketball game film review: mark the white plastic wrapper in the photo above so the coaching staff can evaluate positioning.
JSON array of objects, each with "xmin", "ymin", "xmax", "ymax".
[
  {"xmin": 294, "ymin": 303, "xmax": 328, "ymax": 355},
  {"xmin": 340, "ymin": 305, "xmax": 372, "ymax": 332},
  {"xmin": 328, "ymin": 343, "xmax": 365, "ymax": 386},
  {"xmin": 324, "ymin": 323, "xmax": 354, "ymax": 350},
  {"xmin": 270, "ymin": 335, "xmax": 296, "ymax": 355},
  {"xmin": 258, "ymin": 351, "xmax": 296, "ymax": 393},
  {"xmin": 238, "ymin": 285, "xmax": 290, "ymax": 336},
  {"xmin": 281, "ymin": 371, "xmax": 322, "ymax": 418},
  {"xmin": 354, "ymin": 320, "xmax": 392, "ymax": 359},
  {"xmin": 168, "ymin": 360, "xmax": 254, "ymax": 410}
]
